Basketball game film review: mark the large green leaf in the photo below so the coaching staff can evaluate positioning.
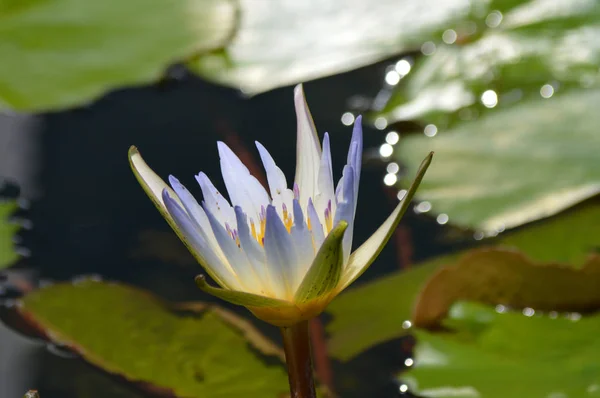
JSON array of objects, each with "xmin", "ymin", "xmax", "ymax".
[
  {"xmin": 326, "ymin": 201, "xmax": 600, "ymax": 360},
  {"xmin": 0, "ymin": 200, "xmax": 19, "ymax": 269},
  {"xmin": 0, "ymin": 0, "xmax": 235, "ymax": 111},
  {"xmin": 395, "ymin": 89, "xmax": 600, "ymax": 232},
  {"xmin": 402, "ymin": 302, "xmax": 600, "ymax": 398},
  {"xmin": 381, "ymin": 0, "xmax": 600, "ymax": 125},
  {"xmin": 190, "ymin": 0, "xmax": 474, "ymax": 95},
  {"xmin": 18, "ymin": 280, "xmax": 288, "ymax": 397}
]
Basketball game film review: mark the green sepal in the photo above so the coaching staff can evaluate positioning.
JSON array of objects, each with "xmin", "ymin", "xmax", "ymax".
[
  {"xmin": 294, "ymin": 221, "xmax": 348, "ymax": 303},
  {"xmin": 195, "ymin": 275, "xmax": 293, "ymax": 308},
  {"xmin": 339, "ymin": 152, "xmax": 433, "ymax": 290}
]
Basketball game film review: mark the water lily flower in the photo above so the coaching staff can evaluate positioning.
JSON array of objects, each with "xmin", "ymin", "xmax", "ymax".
[{"xmin": 129, "ymin": 85, "xmax": 432, "ymax": 327}]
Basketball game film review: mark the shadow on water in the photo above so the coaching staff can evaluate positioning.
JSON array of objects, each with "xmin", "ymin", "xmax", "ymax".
[{"xmin": 0, "ymin": 61, "xmax": 455, "ymax": 398}]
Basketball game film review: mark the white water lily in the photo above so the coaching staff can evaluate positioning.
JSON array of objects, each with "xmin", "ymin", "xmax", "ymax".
[{"xmin": 129, "ymin": 85, "xmax": 432, "ymax": 326}]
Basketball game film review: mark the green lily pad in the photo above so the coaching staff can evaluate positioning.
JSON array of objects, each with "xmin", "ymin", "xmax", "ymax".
[
  {"xmin": 381, "ymin": 0, "xmax": 600, "ymax": 125},
  {"xmin": 402, "ymin": 302, "xmax": 600, "ymax": 398},
  {"xmin": 0, "ymin": 200, "xmax": 19, "ymax": 269},
  {"xmin": 0, "ymin": 0, "xmax": 235, "ymax": 111},
  {"xmin": 189, "ymin": 0, "xmax": 474, "ymax": 95},
  {"xmin": 18, "ymin": 280, "xmax": 289, "ymax": 397},
  {"xmin": 395, "ymin": 89, "xmax": 600, "ymax": 232},
  {"xmin": 326, "ymin": 201, "xmax": 600, "ymax": 360}
]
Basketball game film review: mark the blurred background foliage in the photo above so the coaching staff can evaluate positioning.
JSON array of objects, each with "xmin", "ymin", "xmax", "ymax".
[{"xmin": 1, "ymin": 0, "xmax": 600, "ymax": 397}]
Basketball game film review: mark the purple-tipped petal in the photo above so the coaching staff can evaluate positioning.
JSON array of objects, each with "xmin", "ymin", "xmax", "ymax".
[
  {"xmin": 161, "ymin": 189, "xmax": 240, "ymax": 290},
  {"xmin": 195, "ymin": 172, "xmax": 236, "ymax": 228},
  {"xmin": 263, "ymin": 205, "xmax": 298, "ymax": 299},
  {"xmin": 333, "ymin": 165, "xmax": 356, "ymax": 263},
  {"xmin": 307, "ymin": 198, "xmax": 325, "ymax": 250},
  {"xmin": 203, "ymin": 203, "xmax": 262, "ymax": 293},
  {"xmin": 290, "ymin": 199, "xmax": 316, "ymax": 282},
  {"xmin": 315, "ymin": 132, "xmax": 336, "ymax": 219}
]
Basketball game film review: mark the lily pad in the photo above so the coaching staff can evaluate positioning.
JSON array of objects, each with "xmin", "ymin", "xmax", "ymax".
[
  {"xmin": 18, "ymin": 280, "xmax": 289, "ymax": 397},
  {"xmin": 0, "ymin": 0, "xmax": 235, "ymax": 111},
  {"xmin": 413, "ymin": 249, "xmax": 600, "ymax": 328},
  {"xmin": 190, "ymin": 0, "xmax": 473, "ymax": 94},
  {"xmin": 381, "ymin": 0, "xmax": 600, "ymax": 125},
  {"xmin": 395, "ymin": 89, "xmax": 600, "ymax": 232},
  {"xmin": 326, "ymin": 201, "xmax": 600, "ymax": 360},
  {"xmin": 0, "ymin": 200, "xmax": 19, "ymax": 269},
  {"xmin": 402, "ymin": 302, "xmax": 600, "ymax": 398}
]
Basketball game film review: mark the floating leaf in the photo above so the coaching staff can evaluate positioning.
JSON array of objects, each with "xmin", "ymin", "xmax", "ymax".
[
  {"xmin": 327, "ymin": 201, "xmax": 600, "ymax": 360},
  {"xmin": 0, "ymin": 0, "xmax": 236, "ymax": 111},
  {"xmin": 190, "ymin": 0, "xmax": 474, "ymax": 94},
  {"xmin": 0, "ymin": 200, "xmax": 19, "ymax": 269},
  {"xmin": 18, "ymin": 280, "xmax": 288, "ymax": 397},
  {"xmin": 402, "ymin": 302, "xmax": 600, "ymax": 398},
  {"xmin": 413, "ymin": 249, "xmax": 600, "ymax": 328},
  {"xmin": 395, "ymin": 89, "xmax": 600, "ymax": 232},
  {"xmin": 381, "ymin": 0, "xmax": 600, "ymax": 124}
]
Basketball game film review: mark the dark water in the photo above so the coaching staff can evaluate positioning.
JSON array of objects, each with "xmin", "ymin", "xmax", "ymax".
[{"xmin": 0, "ymin": 60, "xmax": 455, "ymax": 398}]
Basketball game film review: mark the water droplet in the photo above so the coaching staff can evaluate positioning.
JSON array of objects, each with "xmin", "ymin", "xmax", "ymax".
[
  {"xmin": 442, "ymin": 29, "xmax": 457, "ymax": 44},
  {"xmin": 402, "ymin": 320, "xmax": 412, "ymax": 329},
  {"xmin": 481, "ymin": 90, "xmax": 498, "ymax": 108},
  {"xmin": 385, "ymin": 131, "xmax": 400, "ymax": 145},
  {"xmin": 436, "ymin": 213, "xmax": 449, "ymax": 225},
  {"xmin": 421, "ymin": 41, "xmax": 436, "ymax": 55},
  {"xmin": 495, "ymin": 304, "xmax": 507, "ymax": 313},
  {"xmin": 385, "ymin": 70, "xmax": 401, "ymax": 86},
  {"xmin": 473, "ymin": 231, "xmax": 485, "ymax": 240},
  {"xmin": 395, "ymin": 59, "xmax": 412, "ymax": 76},
  {"xmin": 540, "ymin": 84, "xmax": 554, "ymax": 98},
  {"xmin": 374, "ymin": 117, "xmax": 388, "ymax": 130},
  {"xmin": 485, "ymin": 11, "xmax": 503, "ymax": 28},
  {"xmin": 424, "ymin": 124, "xmax": 438, "ymax": 137},
  {"xmin": 522, "ymin": 307, "xmax": 535, "ymax": 317},
  {"xmin": 386, "ymin": 162, "xmax": 400, "ymax": 174},
  {"xmin": 549, "ymin": 311, "xmax": 558, "ymax": 319},
  {"xmin": 379, "ymin": 143, "xmax": 393, "ymax": 158},
  {"xmin": 383, "ymin": 174, "xmax": 398, "ymax": 186},
  {"xmin": 404, "ymin": 358, "xmax": 414, "ymax": 367},
  {"xmin": 397, "ymin": 190, "xmax": 408, "ymax": 201},
  {"xmin": 414, "ymin": 201, "xmax": 432, "ymax": 213},
  {"xmin": 399, "ymin": 384, "xmax": 409, "ymax": 393},
  {"xmin": 341, "ymin": 112, "xmax": 355, "ymax": 126}
]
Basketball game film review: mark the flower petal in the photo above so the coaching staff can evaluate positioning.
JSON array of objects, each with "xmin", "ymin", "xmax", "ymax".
[
  {"xmin": 290, "ymin": 199, "xmax": 316, "ymax": 282},
  {"xmin": 293, "ymin": 84, "xmax": 321, "ymax": 209},
  {"xmin": 349, "ymin": 116, "xmax": 363, "ymax": 201},
  {"xmin": 195, "ymin": 275, "xmax": 293, "ymax": 308},
  {"xmin": 333, "ymin": 165, "xmax": 355, "ymax": 263},
  {"xmin": 128, "ymin": 146, "xmax": 181, "ymax": 226},
  {"xmin": 337, "ymin": 152, "xmax": 434, "ymax": 291},
  {"xmin": 315, "ymin": 132, "xmax": 336, "ymax": 219},
  {"xmin": 256, "ymin": 141, "xmax": 295, "ymax": 217},
  {"xmin": 161, "ymin": 190, "xmax": 241, "ymax": 290},
  {"xmin": 234, "ymin": 206, "xmax": 273, "ymax": 295},
  {"xmin": 195, "ymin": 172, "xmax": 236, "ymax": 228},
  {"xmin": 294, "ymin": 221, "xmax": 347, "ymax": 303},
  {"xmin": 203, "ymin": 204, "xmax": 264, "ymax": 293},
  {"xmin": 307, "ymin": 198, "xmax": 325, "ymax": 249},
  {"xmin": 218, "ymin": 141, "xmax": 270, "ymax": 224},
  {"xmin": 263, "ymin": 205, "xmax": 298, "ymax": 299}
]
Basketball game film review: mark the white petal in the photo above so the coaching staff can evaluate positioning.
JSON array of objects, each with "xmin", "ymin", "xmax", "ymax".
[
  {"xmin": 315, "ymin": 133, "xmax": 336, "ymax": 221},
  {"xmin": 162, "ymin": 190, "xmax": 241, "ymax": 290},
  {"xmin": 290, "ymin": 199, "xmax": 316, "ymax": 284},
  {"xmin": 234, "ymin": 206, "xmax": 273, "ymax": 295},
  {"xmin": 293, "ymin": 84, "xmax": 321, "ymax": 209},
  {"xmin": 256, "ymin": 141, "xmax": 295, "ymax": 218},
  {"xmin": 203, "ymin": 204, "xmax": 263, "ymax": 293},
  {"xmin": 218, "ymin": 141, "xmax": 271, "ymax": 224},
  {"xmin": 195, "ymin": 172, "xmax": 236, "ymax": 228},
  {"xmin": 307, "ymin": 198, "xmax": 325, "ymax": 250},
  {"xmin": 263, "ymin": 205, "xmax": 298, "ymax": 299},
  {"xmin": 129, "ymin": 146, "xmax": 182, "ymax": 221}
]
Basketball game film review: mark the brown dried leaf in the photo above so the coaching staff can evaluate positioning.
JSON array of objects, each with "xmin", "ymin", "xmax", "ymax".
[{"xmin": 413, "ymin": 248, "xmax": 600, "ymax": 328}]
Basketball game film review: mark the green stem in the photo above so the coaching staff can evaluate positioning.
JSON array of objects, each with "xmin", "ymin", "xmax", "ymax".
[{"xmin": 280, "ymin": 320, "xmax": 316, "ymax": 398}]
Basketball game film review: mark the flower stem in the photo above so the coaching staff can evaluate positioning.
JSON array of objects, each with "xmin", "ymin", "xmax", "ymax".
[{"xmin": 280, "ymin": 320, "xmax": 316, "ymax": 398}]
